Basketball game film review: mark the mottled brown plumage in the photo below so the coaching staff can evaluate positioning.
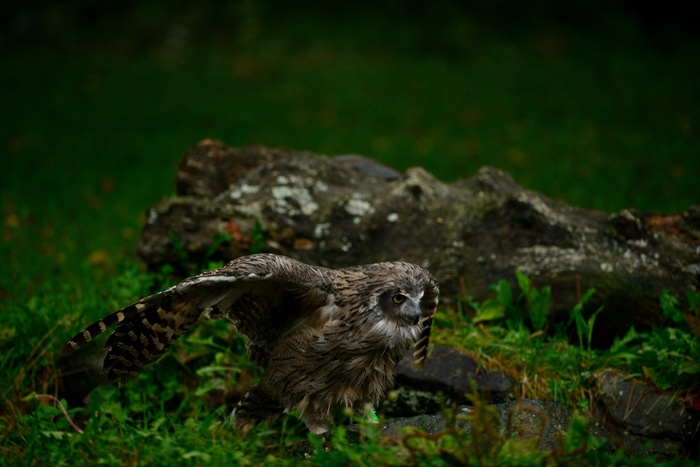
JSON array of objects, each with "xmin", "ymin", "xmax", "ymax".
[{"xmin": 62, "ymin": 253, "xmax": 439, "ymax": 434}]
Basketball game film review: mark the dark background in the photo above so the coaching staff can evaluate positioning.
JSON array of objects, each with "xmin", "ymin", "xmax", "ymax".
[{"xmin": 2, "ymin": 0, "xmax": 699, "ymax": 288}]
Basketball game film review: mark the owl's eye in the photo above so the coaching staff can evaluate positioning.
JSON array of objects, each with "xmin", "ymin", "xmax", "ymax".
[{"xmin": 392, "ymin": 294, "xmax": 405, "ymax": 304}]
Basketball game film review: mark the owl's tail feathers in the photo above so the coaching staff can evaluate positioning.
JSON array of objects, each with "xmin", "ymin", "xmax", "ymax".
[{"xmin": 232, "ymin": 384, "xmax": 284, "ymax": 428}]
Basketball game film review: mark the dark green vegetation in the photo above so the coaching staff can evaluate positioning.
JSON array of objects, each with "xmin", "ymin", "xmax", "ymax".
[
  {"xmin": 2, "ymin": 2, "xmax": 699, "ymax": 465},
  {"xmin": 437, "ymin": 276, "xmax": 700, "ymax": 406}
]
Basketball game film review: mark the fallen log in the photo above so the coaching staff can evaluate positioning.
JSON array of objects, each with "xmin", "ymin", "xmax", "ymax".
[{"xmin": 137, "ymin": 140, "xmax": 700, "ymax": 345}]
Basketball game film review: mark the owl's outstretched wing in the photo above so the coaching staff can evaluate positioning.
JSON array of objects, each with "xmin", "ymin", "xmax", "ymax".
[
  {"xmin": 412, "ymin": 272, "xmax": 439, "ymax": 369},
  {"xmin": 413, "ymin": 315, "xmax": 434, "ymax": 369},
  {"xmin": 61, "ymin": 253, "xmax": 334, "ymax": 384}
]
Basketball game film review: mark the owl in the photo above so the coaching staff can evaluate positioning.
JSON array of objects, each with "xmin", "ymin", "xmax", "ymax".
[{"xmin": 62, "ymin": 253, "xmax": 439, "ymax": 434}]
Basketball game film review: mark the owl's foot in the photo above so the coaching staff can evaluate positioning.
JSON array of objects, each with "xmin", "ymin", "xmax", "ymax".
[
  {"xmin": 353, "ymin": 402, "xmax": 378, "ymax": 424},
  {"xmin": 232, "ymin": 384, "xmax": 283, "ymax": 429},
  {"xmin": 303, "ymin": 417, "xmax": 330, "ymax": 435}
]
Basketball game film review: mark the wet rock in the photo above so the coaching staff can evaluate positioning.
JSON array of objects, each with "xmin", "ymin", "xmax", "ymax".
[
  {"xmin": 285, "ymin": 432, "xmax": 334, "ymax": 459},
  {"xmin": 385, "ymin": 345, "xmax": 514, "ymax": 417},
  {"xmin": 289, "ymin": 399, "xmax": 611, "ymax": 458},
  {"xmin": 332, "ymin": 154, "xmax": 401, "ymax": 180},
  {"xmin": 380, "ymin": 386, "xmax": 444, "ymax": 418},
  {"xmin": 379, "ymin": 400, "xmax": 604, "ymax": 451},
  {"xmin": 593, "ymin": 369, "xmax": 700, "ymax": 457},
  {"xmin": 138, "ymin": 140, "xmax": 700, "ymax": 346}
]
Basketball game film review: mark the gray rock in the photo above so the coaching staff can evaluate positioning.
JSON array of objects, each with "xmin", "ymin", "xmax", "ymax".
[
  {"xmin": 380, "ymin": 385, "xmax": 444, "ymax": 418},
  {"xmin": 289, "ymin": 399, "xmax": 611, "ymax": 458},
  {"xmin": 389, "ymin": 345, "xmax": 514, "ymax": 415},
  {"xmin": 332, "ymin": 154, "xmax": 401, "ymax": 180},
  {"xmin": 138, "ymin": 140, "xmax": 700, "ymax": 345},
  {"xmin": 289, "ymin": 398, "xmax": 692, "ymax": 459},
  {"xmin": 593, "ymin": 369, "xmax": 700, "ymax": 457},
  {"xmin": 378, "ymin": 400, "xmax": 599, "ymax": 451}
]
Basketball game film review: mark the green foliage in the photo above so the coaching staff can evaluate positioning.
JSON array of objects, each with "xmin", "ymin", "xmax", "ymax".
[
  {"xmin": 688, "ymin": 290, "xmax": 700, "ymax": 313},
  {"xmin": 606, "ymin": 325, "xmax": 700, "ymax": 390},
  {"xmin": 568, "ymin": 289, "xmax": 603, "ymax": 356},
  {"xmin": 6, "ymin": 267, "xmax": 699, "ymax": 466},
  {"xmin": 6, "ymin": 391, "xmax": 299, "ymax": 465},
  {"xmin": 515, "ymin": 271, "xmax": 552, "ymax": 333},
  {"xmin": 205, "ymin": 233, "xmax": 233, "ymax": 262},
  {"xmin": 447, "ymin": 276, "xmax": 700, "ymax": 411},
  {"xmin": 660, "ymin": 288, "xmax": 700, "ymax": 334},
  {"xmin": 169, "ymin": 231, "xmax": 193, "ymax": 275},
  {"xmin": 2, "ymin": 6, "xmax": 699, "ymax": 464},
  {"xmin": 660, "ymin": 289, "xmax": 685, "ymax": 324},
  {"xmin": 473, "ymin": 274, "xmax": 553, "ymax": 333},
  {"xmin": 614, "ymin": 290, "xmax": 700, "ymax": 389},
  {"xmin": 473, "ymin": 279, "xmax": 518, "ymax": 327},
  {"xmin": 169, "ymin": 231, "xmax": 234, "ymax": 276},
  {"xmin": 250, "ymin": 222, "xmax": 265, "ymax": 255}
]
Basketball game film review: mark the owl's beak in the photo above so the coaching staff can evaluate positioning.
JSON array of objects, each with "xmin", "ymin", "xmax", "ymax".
[{"xmin": 403, "ymin": 300, "xmax": 422, "ymax": 326}]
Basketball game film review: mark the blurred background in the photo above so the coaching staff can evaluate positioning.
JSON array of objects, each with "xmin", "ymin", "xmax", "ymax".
[{"xmin": 1, "ymin": 0, "xmax": 699, "ymax": 289}]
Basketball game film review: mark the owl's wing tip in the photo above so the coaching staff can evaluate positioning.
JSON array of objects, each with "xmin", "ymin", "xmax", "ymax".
[{"xmin": 59, "ymin": 342, "xmax": 77, "ymax": 356}]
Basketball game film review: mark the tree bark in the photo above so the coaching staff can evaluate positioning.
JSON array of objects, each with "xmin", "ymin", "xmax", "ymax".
[{"xmin": 138, "ymin": 140, "xmax": 700, "ymax": 345}]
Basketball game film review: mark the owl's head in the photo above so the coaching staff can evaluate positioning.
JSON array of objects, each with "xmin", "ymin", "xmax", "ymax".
[{"xmin": 372, "ymin": 265, "xmax": 439, "ymax": 328}]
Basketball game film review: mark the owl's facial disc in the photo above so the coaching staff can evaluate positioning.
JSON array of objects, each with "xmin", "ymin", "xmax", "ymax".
[{"xmin": 378, "ymin": 290, "xmax": 422, "ymax": 326}]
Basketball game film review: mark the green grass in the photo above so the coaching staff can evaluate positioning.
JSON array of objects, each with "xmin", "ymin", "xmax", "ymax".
[
  {"xmin": 435, "ymin": 277, "xmax": 700, "ymax": 406},
  {"xmin": 2, "ymin": 5, "xmax": 699, "ymax": 466},
  {"xmin": 3, "ymin": 266, "xmax": 698, "ymax": 465}
]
